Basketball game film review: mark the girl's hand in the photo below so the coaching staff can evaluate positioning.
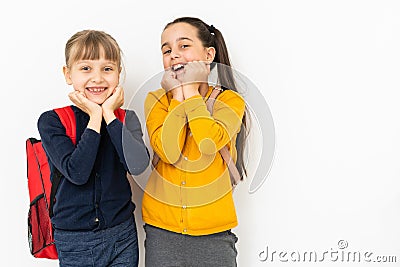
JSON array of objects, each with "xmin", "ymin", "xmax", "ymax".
[
  {"xmin": 68, "ymin": 90, "xmax": 102, "ymax": 117},
  {"xmin": 179, "ymin": 61, "xmax": 210, "ymax": 99},
  {"xmin": 102, "ymin": 86, "xmax": 124, "ymax": 112},
  {"xmin": 178, "ymin": 61, "xmax": 209, "ymax": 86},
  {"xmin": 102, "ymin": 86, "xmax": 124, "ymax": 124},
  {"xmin": 68, "ymin": 90, "xmax": 102, "ymax": 132},
  {"xmin": 161, "ymin": 68, "xmax": 183, "ymax": 101}
]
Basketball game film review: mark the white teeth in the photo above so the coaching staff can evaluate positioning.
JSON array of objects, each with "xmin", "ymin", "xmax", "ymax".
[
  {"xmin": 87, "ymin": 88, "xmax": 106, "ymax": 92},
  {"xmin": 172, "ymin": 64, "xmax": 184, "ymax": 71}
]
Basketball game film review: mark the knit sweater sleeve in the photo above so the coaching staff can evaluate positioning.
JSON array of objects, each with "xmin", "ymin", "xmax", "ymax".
[
  {"xmin": 144, "ymin": 89, "xmax": 188, "ymax": 164},
  {"xmin": 37, "ymin": 110, "xmax": 100, "ymax": 185},
  {"xmin": 107, "ymin": 109, "xmax": 150, "ymax": 175}
]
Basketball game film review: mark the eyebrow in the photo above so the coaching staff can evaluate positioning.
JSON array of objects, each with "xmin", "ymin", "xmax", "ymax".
[{"xmin": 161, "ymin": 37, "xmax": 194, "ymax": 49}]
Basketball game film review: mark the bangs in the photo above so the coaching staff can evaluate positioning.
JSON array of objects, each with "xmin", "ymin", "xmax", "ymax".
[{"xmin": 67, "ymin": 31, "xmax": 121, "ymax": 66}]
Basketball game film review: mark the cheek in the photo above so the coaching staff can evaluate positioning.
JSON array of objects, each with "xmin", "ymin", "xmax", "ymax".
[
  {"xmin": 107, "ymin": 74, "xmax": 120, "ymax": 86},
  {"xmin": 198, "ymin": 51, "xmax": 209, "ymax": 61},
  {"xmin": 183, "ymin": 51, "xmax": 206, "ymax": 62},
  {"xmin": 106, "ymin": 77, "xmax": 119, "ymax": 95},
  {"xmin": 75, "ymin": 88, "xmax": 84, "ymax": 93},
  {"xmin": 72, "ymin": 83, "xmax": 85, "ymax": 93},
  {"xmin": 107, "ymin": 88, "xmax": 115, "ymax": 97},
  {"xmin": 69, "ymin": 76, "xmax": 86, "ymax": 91},
  {"xmin": 162, "ymin": 58, "xmax": 169, "ymax": 69}
]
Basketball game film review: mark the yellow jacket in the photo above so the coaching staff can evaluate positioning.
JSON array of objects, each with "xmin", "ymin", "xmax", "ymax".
[{"xmin": 142, "ymin": 86, "xmax": 245, "ymax": 235}]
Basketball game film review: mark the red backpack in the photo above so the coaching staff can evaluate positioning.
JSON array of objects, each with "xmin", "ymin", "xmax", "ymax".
[{"xmin": 26, "ymin": 106, "xmax": 125, "ymax": 259}]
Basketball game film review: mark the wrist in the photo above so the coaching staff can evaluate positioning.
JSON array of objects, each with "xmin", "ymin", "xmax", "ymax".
[
  {"xmin": 103, "ymin": 109, "xmax": 117, "ymax": 124},
  {"xmin": 88, "ymin": 107, "xmax": 103, "ymax": 119},
  {"xmin": 171, "ymin": 86, "xmax": 184, "ymax": 102},
  {"xmin": 103, "ymin": 111, "xmax": 116, "ymax": 124},
  {"xmin": 87, "ymin": 112, "xmax": 102, "ymax": 133},
  {"xmin": 182, "ymin": 84, "xmax": 200, "ymax": 99}
]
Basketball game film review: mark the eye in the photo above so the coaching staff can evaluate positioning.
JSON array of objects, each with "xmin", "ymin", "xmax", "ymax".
[
  {"xmin": 163, "ymin": 49, "xmax": 171, "ymax": 55},
  {"xmin": 181, "ymin": 44, "xmax": 189, "ymax": 48},
  {"xmin": 81, "ymin": 66, "xmax": 91, "ymax": 71},
  {"xmin": 104, "ymin": 67, "xmax": 113, "ymax": 71}
]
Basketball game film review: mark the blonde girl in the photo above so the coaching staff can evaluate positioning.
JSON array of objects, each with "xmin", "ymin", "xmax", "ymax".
[{"xmin": 38, "ymin": 30, "xmax": 149, "ymax": 266}]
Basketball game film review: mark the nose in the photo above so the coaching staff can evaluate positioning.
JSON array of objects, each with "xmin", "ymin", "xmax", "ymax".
[
  {"xmin": 91, "ymin": 69, "xmax": 104, "ymax": 83},
  {"xmin": 170, "ymin": 49, "xmax": 180, "ymax": 60}
]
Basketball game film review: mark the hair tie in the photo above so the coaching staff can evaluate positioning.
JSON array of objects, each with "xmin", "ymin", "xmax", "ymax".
[{"xmin": 208, "ymin": 25, "xmax": 216, "ymax": 35}]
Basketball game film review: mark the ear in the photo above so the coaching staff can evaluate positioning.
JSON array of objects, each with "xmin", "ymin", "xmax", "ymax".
[
  {"xmin": 63, "ymin": 66, "xmax": 73, "ymax": 85},
  {"xmin": 205, "ymin": 47, "xmax": 216, "ymax": 63}
]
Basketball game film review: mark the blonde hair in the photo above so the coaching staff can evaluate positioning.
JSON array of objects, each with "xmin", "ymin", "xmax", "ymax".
[{"xmin": 65, "ymin": 30, "xmax": 122, "ymax": 69}]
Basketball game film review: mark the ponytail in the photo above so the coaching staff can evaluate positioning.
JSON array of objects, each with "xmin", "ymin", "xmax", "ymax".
[{"xmin": 211, "ymin": 27, "xmax": 249, "ymax": 179}]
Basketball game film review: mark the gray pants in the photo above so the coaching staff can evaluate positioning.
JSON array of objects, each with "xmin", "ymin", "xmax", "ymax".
[{"xmin": 144, "ymin": 224, "xmax": 238, "ymax": 267}]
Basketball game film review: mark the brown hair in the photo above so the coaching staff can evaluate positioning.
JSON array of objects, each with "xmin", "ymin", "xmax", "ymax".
[
  {"xmin": 65, "ymin": 30, "xmax": 122, "ymax": 68},
  {"xmin": 164, "ymin": 17, "xmax": 249, "ymax": 179}
]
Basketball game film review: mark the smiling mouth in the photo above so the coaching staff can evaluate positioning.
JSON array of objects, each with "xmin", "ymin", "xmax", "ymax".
[
  {"xmin": 86, "ymin": 87, "xmax": 107, "ymax": 93},
  {"xmin": 172, "ymin": 64, "xmax": 185, "ymax": 72}
]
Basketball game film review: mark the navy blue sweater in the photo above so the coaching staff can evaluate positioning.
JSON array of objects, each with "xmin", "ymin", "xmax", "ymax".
[{"xmin": 38, "ymin": 106, "xmax": 149, "ymax": 231}]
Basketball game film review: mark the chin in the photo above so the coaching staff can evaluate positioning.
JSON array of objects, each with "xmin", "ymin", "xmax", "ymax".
[{"xmin": 89, "ymin": 98, "xmax": 106, "ymax": 105}]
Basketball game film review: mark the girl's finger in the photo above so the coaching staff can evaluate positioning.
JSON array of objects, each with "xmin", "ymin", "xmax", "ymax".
[{"xmin": 114, "ymin": 86, "xmax": 122, "ymax": 95}]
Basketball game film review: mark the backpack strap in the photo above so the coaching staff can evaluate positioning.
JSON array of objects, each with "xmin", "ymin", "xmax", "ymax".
[
  {"xmin": 151, "ymin": 153, "xmax": 160, "ymax": 169},
  {"xmin": 219, "ymin": 147, "xmax": 241, "ymax": 188},
  {"xmin": 48, "ymin": 170, "xmax": 61, "ymax": 218},
  {"xmin": 114, "ymin": 108, "xmax": 126, "ymax": 122},
  {"xmin": 206, "ymin": 86, "xmax": 223, "ymax": 115},
  {"xmin": 206, "ymin": 87, "xmax": 242, "ymax": 187},
  {"xmin": 54, "ymin": 106, "xmax": 77, "ymax": 145}
]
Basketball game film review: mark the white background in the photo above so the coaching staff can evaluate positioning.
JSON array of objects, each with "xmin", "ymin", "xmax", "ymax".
[{"xmin": 2, "ymin": 0, "xmax": 400, "ymax": 266}]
